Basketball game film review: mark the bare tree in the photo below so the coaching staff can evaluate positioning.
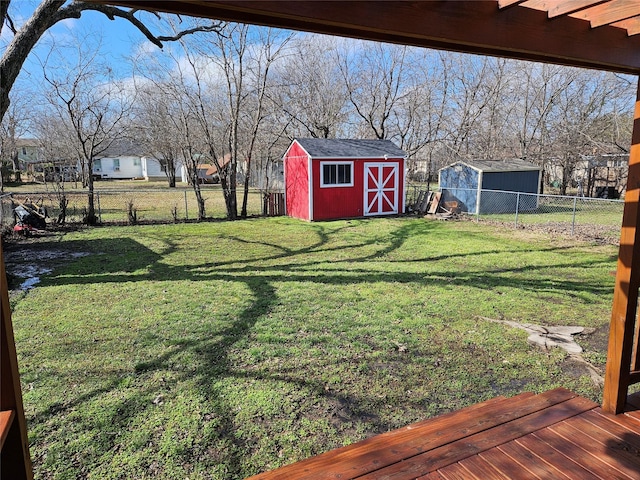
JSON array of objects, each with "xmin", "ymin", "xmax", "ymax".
[
  {"xmin": 238, "ymin": 27, "xmax": 292, "ymax": 217},
  {"xmin": 387, "ymin": 49, "xmax": 449, "ymax": 178},
  {"xmin": 340, "ymin": 42, "xmax": 410, "ymax": 140},
  {"xmin": 439, "ymin": 55, "xmax": 495, "ymax": 160},
  {"xmin": 134, "ymin": 42, "xmax": 209, "ymax": 220},
  {"xmin": 471, "ymin": 58, "xmax": 516, "ymax": 159},
  {"xmin": 548, "ymin": 70, "xmax": 619, "ymax": 195},
  {"xmin": 135, "ymin": 84, "xmax": 181, "ymax": 187},
  {"xmin": 0, "ymin": 90, "xmax": 30, "ymax": 190},
  {"xmin": 33, "ymin": 112, "xmax": 83, "ymax": 223},
  {"xmin": 42, "ymin": 45, "xmax": 135, "ymax": 224},
  {"xmin": 272, "ymin": 35, "xmax": 348, "ymax": 139},
  {"xmin": 510, "ymin": 64, "xmax": 563, "ymax": 166},
  {"xmin": 203, "ymin": 24, "xmax": 246, "ymax": 220},
  {"xmin": 179, "ymin": 23, "xmax": 293, "ymax": 219},
  {"xmin": 0, "ymin": 0, "xmax": 222, "ymax": 123}
]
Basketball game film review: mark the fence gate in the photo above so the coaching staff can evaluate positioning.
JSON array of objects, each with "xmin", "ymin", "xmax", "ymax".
[{"xmin": 263, "ymin": 192, "xmax": 284, "ymax": 217}]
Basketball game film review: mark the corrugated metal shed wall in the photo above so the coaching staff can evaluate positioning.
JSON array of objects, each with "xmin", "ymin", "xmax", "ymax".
[
  {"xmin": 479, "ymin": 170, "xmax": 539, "ymax": 213},
  {"xmin": 439, "ymin": 163, "xmax": 480, "ymax": 213},
  {"xmin": 481, "ymin": 170, "xmax": 539, "ymax": 193}
]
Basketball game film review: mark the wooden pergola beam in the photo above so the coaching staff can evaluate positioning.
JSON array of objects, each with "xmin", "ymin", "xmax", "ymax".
[
  {"xmin": 547, "ymin": 1, "xmax": 609, "ymax": 18},
  {"xmin": 92, "ymin": 1, "xmax": 640, "ymax": 74},
  {"xmin": 603, "ymin": 77, "xmax": 640, "ymax": 413},
  {"xmin": 572, "ymin": 0, "xmax": 640, "ymax": 27}
]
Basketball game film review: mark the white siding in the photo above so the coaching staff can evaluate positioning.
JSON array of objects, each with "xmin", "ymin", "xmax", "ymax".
[
  {"xmin": 94, "ymin": 156, "xmax": 143, "ymax": 179},
  {"xmin": 142, "ymin": 157, "xmax": 183, "ymax": 181}
]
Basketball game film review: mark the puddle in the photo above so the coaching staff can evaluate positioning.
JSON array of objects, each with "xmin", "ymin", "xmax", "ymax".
[
  {"xmin": 5, "ymin": 248, "xmax": 90, "ymax": 291},
  {"xmin": 19, "ymin": 275, "xmax": 50, "ymax": 290}
]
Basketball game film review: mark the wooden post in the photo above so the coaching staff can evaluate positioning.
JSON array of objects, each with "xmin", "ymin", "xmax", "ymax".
[
  {"xmin": 0, "ymin": 243, "xmax": 33, "ymax": 478},
  {"xmin": 603, "ymin": 77, "xmax": 640, "ymax": 414}
]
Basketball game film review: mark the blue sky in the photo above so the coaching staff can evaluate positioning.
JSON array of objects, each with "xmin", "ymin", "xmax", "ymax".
[{"xmin": 3, "ymin": 1, "xmax": 169, "ymax": 87}]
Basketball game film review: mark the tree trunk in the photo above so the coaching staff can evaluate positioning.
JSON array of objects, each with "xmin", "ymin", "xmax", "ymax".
[
  {"xmin": 220, "ymin": 175, "xmax": 237, "ymax": 220},
  {"xmin": 86, "ymin": 189, "xmax": 97, "ymax": 224},
  {"xmin": 57, "ymin": 195, "xmax": 68, "ymax": 224},
  {"xmin": 85, "ymin": 160, "xmax": 98, "ymax": 225},
  {"xmin": 241, "ymin": 153, "xmax": 252, "ymax": 217},
  {"xmin": 167, "ymin": 164, "xmax": 176, "ymax": 188},
  {"xmin": 195, "ymin": 189, "xmax": 205, "ymax": 220},
  {"xmin": 560, "ymin": 160, "xmax": 573, "ymax": 196},
  {"xmin": 164, "ymin": 158, "xmax": 177, "ymax": 187},
  {"xmin": 185, "ymin": 157, "xmax": 205, "ymax": 220}
]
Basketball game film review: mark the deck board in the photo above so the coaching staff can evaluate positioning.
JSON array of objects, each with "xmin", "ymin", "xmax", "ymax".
[
  {"xmin": 549, "ymin": 420, "xmax": 638, "ymax": 479},
  {"xmin": 477, "ymin": 448, "xmax": 537, "ymax": 479},
  {"xmin": 534, "ymin": 427, "xmax": 633, "ymax": 479},
  {"xmin": 432, "ymin": 462, "xmax": 479, "ymax": 480},
  {"xmin": 246, "ymin": 389, "xmax": 640, "ymax": 480},
  {"xmin": 498, "ymin": 440, "xmax": 570, "ymax": 479},
  {"xmin": 517, "ymin": 434, "xmax": 600, "ymax": 479},
  {"xmin": 457, "ymin": 454, "xmax": 508, "ymax": 479},
  {"xmin": 356, "ymin": 396, "xmax": 597, "ymax": 480}
]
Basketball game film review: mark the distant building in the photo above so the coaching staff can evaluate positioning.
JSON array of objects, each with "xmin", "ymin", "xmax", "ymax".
[
  {"xmin": 15, "ymin": 138, "xmax": 41, "ymax": 165},
  {"xmin": 91, "ymin": 155, "xmax": 182, "ymax": 181},
  {"xmin": 181, "ymin": 155, "xmax": 232, "ymax": 184}
]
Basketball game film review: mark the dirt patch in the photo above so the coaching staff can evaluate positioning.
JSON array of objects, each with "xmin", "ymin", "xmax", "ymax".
[
  {"xmin": 562, "ymin": 356, "xmax": 593, "ymax": 378},
  {"xmin": 457, "ymin": 216, "xmax": 620, "ymax": 246},
  {"xmin": 3, "ymin": 238, "xmax": 90, "ymax": 290},
  {"xmin": 577, "ymin": 324, "xmax": 610, "ymax": 371}
]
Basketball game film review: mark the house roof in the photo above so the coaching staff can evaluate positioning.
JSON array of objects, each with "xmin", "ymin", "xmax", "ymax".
[
  {"xmin": 294, "ymin": 138, "xmax": 406, "ymax": 159},
  {"xmin": 445, "ymin": 159, "xmax": 541, "ymax": 173},
  {"xmin": 15, "ymin": 138, "xmax": 39, "ymax": 148},
  {"xmin": 197, "ymin": 155, "xmax": 232, "ymax": 175},
  {"xmin": 97, "ymin": 138, "xmax": 144, "ymax": 157}
]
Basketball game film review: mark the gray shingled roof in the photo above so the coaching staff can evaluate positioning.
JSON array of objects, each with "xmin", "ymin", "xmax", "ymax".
[
  {"xmin": 460, "ymin": 159, "xmax": 540, "ymax": 172},
  {"xmin": 295, "ymin": 138, "xmax": 406, "ymax": 158}
]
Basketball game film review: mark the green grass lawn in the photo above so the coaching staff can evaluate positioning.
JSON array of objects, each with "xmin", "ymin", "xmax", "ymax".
[{"xmin": 7, "ymin": 217, "xmax": 618, "ymax": 479}]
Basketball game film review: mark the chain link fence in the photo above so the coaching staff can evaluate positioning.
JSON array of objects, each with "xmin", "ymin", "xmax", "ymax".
[
  {"xmin": 1, "ymin": 185, "xmax": 626, "ymax": 244},
  {"xmin": 0, "ymin": 187, "xmax": 266, "ymax": 227},
  {"xmin": 436, "ymin": 187, "xmax": 624, "ymax": 241}
]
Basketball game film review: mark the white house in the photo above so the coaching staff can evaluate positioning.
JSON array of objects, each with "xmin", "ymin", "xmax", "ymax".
[
  {"xmin": 141, "ymin": 156, "xmax": 172, "ymax": 181},
  {"xmin": 93, "ymin": 156, "xmax": 142, "ymax": 179},
  {"xmin": 92, "ymin": 155, "xmax": 182, "ymax": 181}
]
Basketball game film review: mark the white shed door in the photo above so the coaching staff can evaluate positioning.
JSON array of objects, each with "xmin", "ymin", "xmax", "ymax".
[{"xmin": 364, "ymin": 163, "xmax": 399, "ymax": 216}]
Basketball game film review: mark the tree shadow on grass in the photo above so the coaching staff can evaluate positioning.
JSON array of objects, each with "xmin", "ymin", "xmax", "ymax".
[
  {"xmin": 11, "ymin": 218, "xmax": 619, "ymax": 477},
  {"xmin": 30, "ymin": 219, "xmax": 613, "ymax": 302}
]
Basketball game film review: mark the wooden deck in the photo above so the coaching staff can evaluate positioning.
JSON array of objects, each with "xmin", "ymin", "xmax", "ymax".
[{"xmin": 247, "ymin": 388, "xmax": 640, "ymax": 479}]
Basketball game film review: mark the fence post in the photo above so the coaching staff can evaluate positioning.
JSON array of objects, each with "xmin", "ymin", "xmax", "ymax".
[
  {"xmin": 515, "ymin": 192, "xmax": 520, "ymax": 228},
  {"xmin": 184, "ymin": 190, "xmax": 188, "ymax": 220},
  {"xmin": 571, "ymin": 196, "xmax": 577, "ymax": 236}
]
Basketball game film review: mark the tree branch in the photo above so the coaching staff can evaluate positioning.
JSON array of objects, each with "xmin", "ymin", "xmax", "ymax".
[
  {"xmin": 62, "ymin": 2, "xmax": 223, "ymax": 48},
  {"xmin": 0, "ymin": 0, "xmax": 11, "ymax": 37},
  {"xmin": 1, "ymin": 0, "xmax": 224, "ymax": 122}
]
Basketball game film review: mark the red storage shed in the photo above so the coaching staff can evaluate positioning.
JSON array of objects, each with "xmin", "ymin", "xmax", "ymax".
[{"xmin": 283, "ymin": 138, "xmax": 407, "ymax": 221}]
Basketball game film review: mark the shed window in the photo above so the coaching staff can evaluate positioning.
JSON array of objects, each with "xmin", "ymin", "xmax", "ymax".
[{"xmin": 321, "ymin": 162, "xmax": 353, "ymax": 187}]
